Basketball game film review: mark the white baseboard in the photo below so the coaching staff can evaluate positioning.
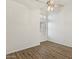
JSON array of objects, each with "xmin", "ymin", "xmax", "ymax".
[
  {"xmin": 6, "ymin": 42, "xmax": 40, "ymax": 54},
  {"xmin": 48, "ymin": 39, "xmax": 72, "ymax": 47}
]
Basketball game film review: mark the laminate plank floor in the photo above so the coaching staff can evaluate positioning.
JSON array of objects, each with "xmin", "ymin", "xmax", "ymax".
[{"xmin": 7, "ymin": 41, "xmax": 72, "ymax": 59}]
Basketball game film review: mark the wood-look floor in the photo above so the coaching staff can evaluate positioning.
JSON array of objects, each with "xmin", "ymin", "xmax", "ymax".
[{"xmin": 6, "ymin": 41, "xmax": 72, "ymax": 59}]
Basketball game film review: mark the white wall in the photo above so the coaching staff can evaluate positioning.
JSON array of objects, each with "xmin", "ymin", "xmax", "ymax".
[
  {"xmin": 48, "ymin": 3, "xmax": 72, "ymax": 47},
  {"xmin": 6, "ymin": 0, "xmax": 41, "ymax": 54},
  {"xmin": 6, "ymin": 0, "xmax": 72, "ymax": 54}
]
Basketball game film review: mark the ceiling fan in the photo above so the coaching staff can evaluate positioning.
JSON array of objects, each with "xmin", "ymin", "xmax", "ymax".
[{"xmin": 36, "ymin": 0, "xmax": 64, "ymax": 12}]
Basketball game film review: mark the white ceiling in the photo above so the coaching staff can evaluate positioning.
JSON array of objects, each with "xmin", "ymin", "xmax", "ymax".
[{"xmin": 12, "ymin": 0, "xmax": 72, "ymax": 9}]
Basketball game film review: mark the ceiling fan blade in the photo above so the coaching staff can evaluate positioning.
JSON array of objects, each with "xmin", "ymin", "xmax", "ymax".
[
  {"xmin": 54, "ymin": 4, "xmax": 64, "ymax": 7},
  {"xmin": 35, "ymin": 0, "xmax": 46, "ymax": 4}
]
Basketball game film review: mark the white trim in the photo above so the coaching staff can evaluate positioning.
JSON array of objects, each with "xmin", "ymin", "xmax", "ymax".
[{"xmin": 6, "ymin": 42, "xmax": 40, "ymax": 54}]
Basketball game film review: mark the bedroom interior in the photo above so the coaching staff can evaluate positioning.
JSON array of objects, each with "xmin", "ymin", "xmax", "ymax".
[{"xmin": 6, "ymin": 0, "xmax": 72, "ymax": 59}]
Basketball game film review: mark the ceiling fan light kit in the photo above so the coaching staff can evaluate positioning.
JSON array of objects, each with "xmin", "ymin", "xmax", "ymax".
[
  {"xmin": 47, "ymin": 0, "xmax": 55, "ymax": 11},
  {"xmin": 48, "ymin": 6, "xmax": 54, "ymax": 11},
  {"xmin": 36, "ymin": 0, "xmax": 64, "ymax": 12}
]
